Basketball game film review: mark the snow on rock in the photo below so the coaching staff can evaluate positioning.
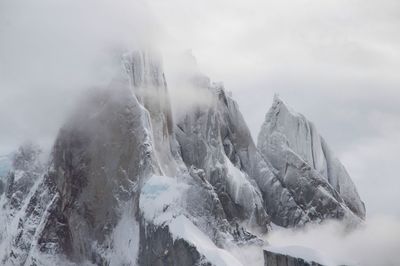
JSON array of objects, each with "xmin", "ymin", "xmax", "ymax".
[
  {"xmin": 123, "ymin": 50, "xmax": 185, "ymax": 177},
  {"xmin": 0, "ymin": 51, "xmax": 368, "ymax": 265},
  {"xmin": 107, "ymin": 206, "xmax": 140, "ymax": 266},
  {"xmin": 258, "ymin": 95, "xmax": 366, "ymax": 222},
  {"xmin": 139, "ymin": 175, "xmax": 244, "ymax": 266},
  {"xmin": 0, "ymin": 78, "xmax": 160, "ymax": 265},
  {"xmin": 1, "ymin": 142, "xmax": 44, "ymax": 213},
  {"xmin": 139, "ymin": 175, "xmax": 188, "ymax": 224},
  {"xmin": 224, "ymin": 154, "xmax": 263, "ymax": 221},
  {"xmin": 169, "ymin": 215, "xmax": 244, "ymax": 266},
  {"xmin": 176, "ymin": 82, "xmax": 270, "ymax": 230}
]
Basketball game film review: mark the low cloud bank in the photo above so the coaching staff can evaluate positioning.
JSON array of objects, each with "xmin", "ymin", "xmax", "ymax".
[{"xmin": 265, "ymin": 215, "xmax": 400, "ymax": 266}]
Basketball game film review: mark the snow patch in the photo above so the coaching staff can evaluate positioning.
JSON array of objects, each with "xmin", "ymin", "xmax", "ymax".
[
  {"xmin": 225, "ymin": 155, "xmax": 261, "ymax": 206},
  {"xmin": 224, "ymin": 155, "xmax": 250, "ymax": 202},
  {"xmin": 140, "ymin": 175, "xmax": 244, "ymax": 266},
  {"xmin": 109, "ymin": 207, "xmax": 139, "ymax": 265},
  {"xmin": 139, "ymin": 175, "xmax": 188, "ymax": 224},
  {"xmin": 169, "ymin": 215, "xmax": 243, "ymax": 266}
]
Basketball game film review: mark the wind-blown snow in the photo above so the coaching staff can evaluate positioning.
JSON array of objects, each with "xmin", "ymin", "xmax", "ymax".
[
  {"xmin": 108, "ymin": 207, "xmax": 140, "ymax": 265},
  {"xmin": 169, "ymin": 215, "xmax": 244, "ymax": 266},
  {"xmin": 224, "ymin": 155, "xmax": 255, "ymax": 204}
]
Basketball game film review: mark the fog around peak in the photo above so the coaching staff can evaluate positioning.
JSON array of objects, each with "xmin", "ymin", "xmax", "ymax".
[
  {"xmin": 0, "ymin": 0, "xmax": 162, "ymax": 153},
  {"xmin": 0, "ymin": 2, "xmax": 399, "ymax": 263}
]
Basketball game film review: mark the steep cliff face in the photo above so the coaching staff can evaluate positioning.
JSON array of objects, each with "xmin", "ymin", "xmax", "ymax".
[
  {"xmin": 0, "ymin": 51, "xmax": 366, "ymax": 265},
  {"xmin": 0, "ymin": 79, "xmax": 158, "ymax": 265},
  {"xmin": 123, "ymin": 51, "xmax": 183, "ymax": 177},
  {"xmin": 44, "ymin": 81, "xmax": 160, "ymax": 263},
  {"xmin": 257, "ymin": 95, "xmax": 365, "ymax": 222},
  {"xmin": 176, "ymin": 84, "xmax": 270, "ymax": 230},
  {"xmin": 0, "ymin": 51, "xmax": 261, "ymax": 265},
  {"xmin": 0, "ymin": 142, "xmax": 47, "ymax": 265},
  {"xmin": 173, "ymin": 59, "xmax": 312, "ymax": 229},
  {"xmin": 3, "ymin": 142, "xmax": 43, "ymax": 211}
]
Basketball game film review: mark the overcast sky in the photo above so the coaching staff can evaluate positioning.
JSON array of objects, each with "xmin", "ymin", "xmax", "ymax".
[
  {"xmin": 0, "ymin": 0, "xmax": 399, "ymax": 218},
  {"xmin": 151, "ymin": 0, "xmax": 400, "ymax": 218}
]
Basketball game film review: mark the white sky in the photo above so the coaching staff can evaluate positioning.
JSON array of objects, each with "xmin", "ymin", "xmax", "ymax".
[{"xmin": 0, "ymin": 0, "xmax": 399, "ymax": 218}]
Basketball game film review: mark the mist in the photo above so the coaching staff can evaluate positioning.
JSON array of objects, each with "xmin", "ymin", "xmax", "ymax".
[
  {"xmin": 265, "ymin": 216, "xmax": 400, "ymax": 266},
  {"xmin": 0, "ymin": 0, "xmax": 161, "ymax": 154},
  {"xmin": 0, "ymin": 0, "xmax": 217, "ymax": 154},
  {"xmin": 150, "ymin": 0, "xmax": 400, "ymax": 220},
  {"xmin": 1, "ymin": 0, "xmax": 399, "ymax": 265},
  {"xmin": 227, "ymin": 215, "xmax": 400, "ymax": 266}
]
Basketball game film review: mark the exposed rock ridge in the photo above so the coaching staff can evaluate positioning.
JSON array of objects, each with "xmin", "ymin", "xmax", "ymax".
[
  {"xmin": 258, "ymin": 95, "xmax": 365, "ymax": 220},
  {"xmin": 0, "ymin": 51, "xmax": 366, "ymax": 265}
]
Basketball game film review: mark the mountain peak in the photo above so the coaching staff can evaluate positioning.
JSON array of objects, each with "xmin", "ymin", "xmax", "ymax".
[
  {"xmin": 258, "ymin": 97, "xmax": 366, "ymax": 220},
  {"xmin": 0, "ymin": 52, "xmax": 366, "ymax": 266},
  {"xmin": 272, "ymin": 93, "xmax": 282, "ymax": 104}
]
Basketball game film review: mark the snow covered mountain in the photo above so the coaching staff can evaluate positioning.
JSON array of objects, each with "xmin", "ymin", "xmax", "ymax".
[
  {"xmin": 0, "ymin": 51, "xmax": 365, "ymax": 266},
  {"xmin": 258, "ymin": 95, "xmax": 365, "ymax": 222}
]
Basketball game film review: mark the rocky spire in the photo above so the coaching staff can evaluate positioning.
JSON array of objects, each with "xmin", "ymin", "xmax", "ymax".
[
  {"xmin": 258, "ymin": 96, "xmax": 366, "ymax": 220},
  {"xmin": 123, "ymin": 50, "xmax": 183, "ymax": 176}
]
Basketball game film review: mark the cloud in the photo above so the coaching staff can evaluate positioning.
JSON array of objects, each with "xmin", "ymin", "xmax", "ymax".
[
  {"xmin": 149, "ymin": 0, "xmax": 400, "ymax": 218},
  {"xmin": 266, "ymin": 216, "xmax": 400, "ymax": 266},
  {"xmin": 0, "ymin": 0, "xmax": 161, "ymax": 153},
  {"xmin": 0, "ymin": 0, "xmax": 399, "ymax": 219},
  {"xmin": 340, "ymin": 113, "xmax": 400, "ymax": 217},
  {"xmin": 162, "ymin": 51, "xmax": 215, "ymax": 121}
]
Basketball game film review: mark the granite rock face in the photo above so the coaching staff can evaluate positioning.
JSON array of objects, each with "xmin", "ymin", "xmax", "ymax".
[
  {"xmin": 138, "ymin": 220, "xmax": 212, "ymax": 266},
  {"xmin": 0, "ymin": 51, "xmax": 252, "ymax": 265},
  {"xmin": 176, "ymin": 83, "xmax": 270, "ymax": 230},
  {"xmin": 173, "ymin": 60, "xmax": 310, "ymax": 229},
  {"xmin": 258, "ymin": 95, "xmax": 365, "ymax": 223},
  {"xmin": 0, "ymin": 51, "xmax": 365, "ymax": 265}
]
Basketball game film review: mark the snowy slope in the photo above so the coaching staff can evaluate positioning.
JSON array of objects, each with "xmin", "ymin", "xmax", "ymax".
[{"xmin": 139, "ymin": 175, "xmax": 244, "ymax": 266}]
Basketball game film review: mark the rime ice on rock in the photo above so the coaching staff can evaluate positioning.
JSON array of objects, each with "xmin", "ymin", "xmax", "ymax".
[{"xmin": 257, "ymin": 95, "xmax": 366, "ymax": 221}]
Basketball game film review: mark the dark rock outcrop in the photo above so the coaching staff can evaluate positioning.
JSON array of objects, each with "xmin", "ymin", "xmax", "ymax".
[
  {"xmin": 264, "ymin": 250, "xmax": 324, "ymax": 266},
  {"xmin": 138, "ymin": 221, "xmax": 212, "ymax": 266}
]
